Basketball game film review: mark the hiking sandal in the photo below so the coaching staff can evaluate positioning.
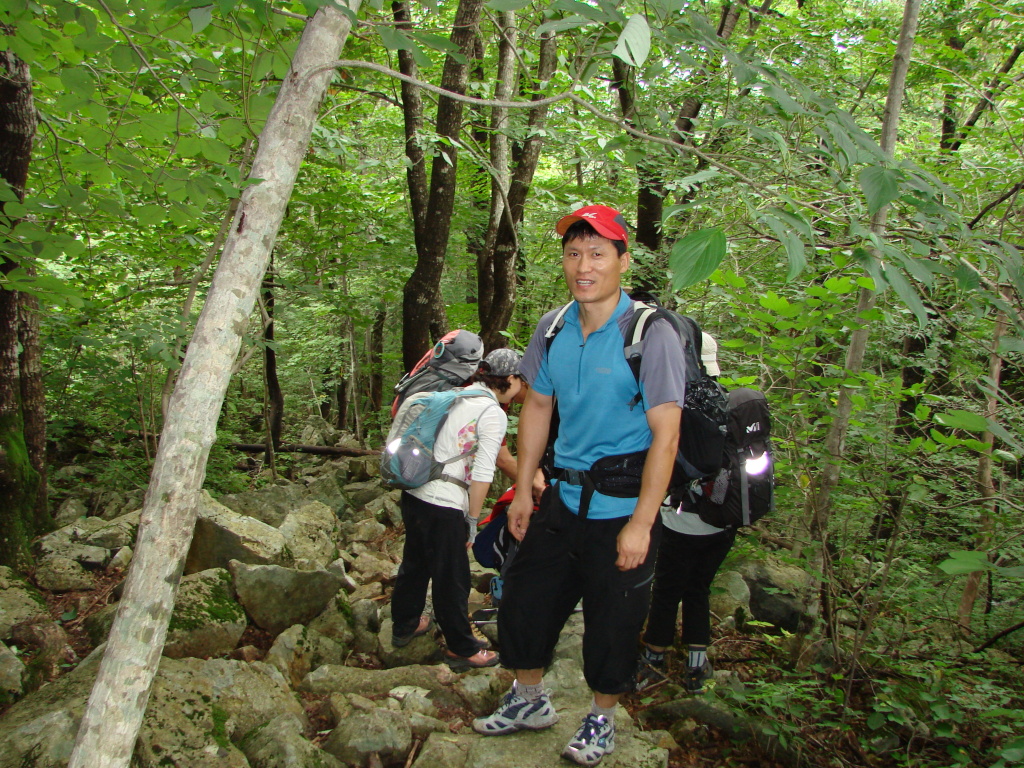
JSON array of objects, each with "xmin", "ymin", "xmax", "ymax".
[{"xmin": 445, "ymin": 649, "xmax": 499, "ymax": 671}]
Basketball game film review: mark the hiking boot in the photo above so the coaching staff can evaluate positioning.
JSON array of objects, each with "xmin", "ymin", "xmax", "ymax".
[
  {"xmin": 684, "ymin": 660, "xmax": 713, "ymax": 693},
  {"xmin": 561, "ymin": 714, "xmax": 615, "ymax": 766},
  {"xmin": 635, "ymin": 656, "xmax": 668, "ymax": 692},
  {"xmin": 472, "ymin": 686, "xmax": 559, "ymax": 735}
]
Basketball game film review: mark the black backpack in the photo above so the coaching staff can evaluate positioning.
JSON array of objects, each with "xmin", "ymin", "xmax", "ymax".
[
  {"xmin": 687, "ymin": 387, "xmax": 774, "ymax": 528},
  {"xmin": 541, "ymin": 299, "xmax": 729, "ymax": 515}
]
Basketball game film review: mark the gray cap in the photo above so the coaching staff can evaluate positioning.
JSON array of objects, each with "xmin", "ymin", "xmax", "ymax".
[{"xmin": 482, "ymin": 348, "xmax": 522, "ymax": 377}]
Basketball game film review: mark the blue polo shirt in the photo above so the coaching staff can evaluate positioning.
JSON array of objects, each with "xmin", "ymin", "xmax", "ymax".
[{"xmin": 520, "ymin": 291, "xmax": 686, "ymax": 519}]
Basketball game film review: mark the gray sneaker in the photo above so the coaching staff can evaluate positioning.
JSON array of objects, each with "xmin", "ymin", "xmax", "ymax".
[
  {"xmin": 472, "ymin": 686, "xmax": 559, "ymax": 735},
  {"xmin": 684, "ymin": 660, "xmax": 714, "ymax": 693},
  {"xmin": 561, "ymin": 713, "xmax": 615, "ymax": 766}
]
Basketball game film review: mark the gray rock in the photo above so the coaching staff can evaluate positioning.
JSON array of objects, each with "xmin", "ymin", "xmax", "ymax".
[
  {"xmin": 219, "ymin": 483, "xmax": 305, "ymax": 528},
  {"xmin": 299, "ymin": 664, "xmax": 464, "ymax": 709},
  {"xmin": 0, "ymin": 641, "xmax": 23, "ymax": 702},
  {"xmin": 734, "ymin": 556, "xmax": 812, "ymax": 632},
  {"xmin": 108, "ymin": 546, "xmax": 133, "ymax": 571},
  {"xmin": 302, "ymin": 475, "xmax": 345, "ymax": 516},
  {"xmin": 33, "ymin": 557, "xmax": 94, "ymax": 592},
  {"xmin": 61, "ymin": 543, "xmax": 111, "ymax": 569},
  {"xmin": 408, "ymin": 712, "xmax": 449, "ymax": 740},
  {"xmin": 0, "ymin": 710, "xmax": 77, "ymax": 768},
  {"xmin": 323, "ymin": 708, "xmax": 412, "ymax": 765},
  {"xmin": 307, "ymin": 598, "xmax": 355, "ymax": 648},
  {"xmin": 709, "ymin": 569, "xmax": 750, "ymax": 625},
  {"xmin": 164, "ymin": 568, "xmax": 247, "ymax": 659},
  {"xmin": 342, "ymin": 480, "xmax": 385, "ymax": 509},
  {"xmin": 347, "ymin": 552, "xmax": 398, "ymax": 584},
  {"xmin": 363, "ymin": 494, "xmax": 401, "ymax": 528},
  {"xmin": 186, "ymin": 491, "xmax": 290, "ymax": 575},
  {"xmin": 83, "ymin": 510, "xmax": 141, "ymax": 549},
  {"xmin": 0, "ymin": 567, "xmax": 49, "ymax": 638},
  {"xmin": 451, "ymin": 670, "xmax": 506, "ymax": 714},
  {"xmin": 83, "ymin": 603, "xmax": 117, "ymax": 646},
  {"xmin": 265, "ymin": 624, "xmax": 346, "ymax": 689},
  {"xmin": 345, "ymin": 455, "xmax": 378, "ymax": 483},
  {"xmin": 93, "ymin": 489, "xmax": 142, "ymax": 521},
  {"xmin": 229, "ymin": 561, "xmax": 341, "ymax": 635},
  {"xmin": 34, "ymin": 516, "xmax": 108, "ymax": 561},
  {"xmin": 240, "ymin": 712, "xmax": 344, "ymax": 768},
  {"xmin": 379, "ymin": 617, "xmax": 441, "ymax": 668},
  {"xmin": 348, "ymin": 517, "xmax": 386, "ymax": 543},
  {"xmin": 53, "ymin": 497, "xmax": 88, "ymax": 527},
  {"xmin": 278, "ymin": 502, "xmax": 341, "ymax": 570}
]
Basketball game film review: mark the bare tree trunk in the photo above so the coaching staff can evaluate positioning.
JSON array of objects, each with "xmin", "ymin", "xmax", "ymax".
[
  {"xmin": 263, "ymin": 256, "xmax": 283, "ymax": 450},
  {"xmin": 398, "ymin": 0, "xmax": 486, "ymax": 369},
  {"xmin": 67, "ymin": 6, "xmax": 361, "ymax": 766},
  {"xmin": 0, "ymin": 43, "xmax": 40, "ymax": 568},
  {"xmin": 802, "ymin": 0, "xmax": 921, "ymax": 662},
  {"xmin": 368, "ymin": 307, "xmax": 385, "ymax": 414},
  {"xmin": 958, "ymin": 299, "xmax": 1007, "ymax": 628},
  {"xmin": 17, "ymin": 290, "xmax": 49, "ymax": 530},
  {"xmin": 478, "ymin": 30, "xmax": 557, "ymax": 349}
]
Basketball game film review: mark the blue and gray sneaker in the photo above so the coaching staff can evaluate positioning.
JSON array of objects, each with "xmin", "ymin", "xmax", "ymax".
[
  {"xmin": 472, "ymin": 685, "xmax": 559, "ymax": 735},
  {"xmin": 561, "ymin": 713, "xmax": 616, "ymax": 766}
]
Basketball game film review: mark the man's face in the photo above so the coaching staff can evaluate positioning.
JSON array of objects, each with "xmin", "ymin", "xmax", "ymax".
[{"xmin": 562, "ymin": 235, "xmax": 629, "ymax": 305}]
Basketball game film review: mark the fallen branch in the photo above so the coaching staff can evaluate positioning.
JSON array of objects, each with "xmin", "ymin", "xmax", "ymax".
[{"xmin": 228, "ymin": 442, "xmax": 376, "ymax": 457}]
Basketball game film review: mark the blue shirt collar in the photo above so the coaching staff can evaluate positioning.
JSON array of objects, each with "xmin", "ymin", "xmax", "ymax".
[{"xmin": 566, "ymin": 289, "xmax": 631, "ymax": 331}]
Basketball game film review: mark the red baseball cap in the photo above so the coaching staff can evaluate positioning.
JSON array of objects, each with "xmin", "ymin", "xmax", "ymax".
[{"xmin": 555, "ymin": 205, "xmax": 629, "ymax": 247}]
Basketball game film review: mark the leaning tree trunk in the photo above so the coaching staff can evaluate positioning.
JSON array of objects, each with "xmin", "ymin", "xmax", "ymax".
[
  {"xmin": 399, "ymin": 0, "xmax": 485, "ymax": 369},
  {"xmin": 0, "ymin": 44, "xmax": 40, "ymax": 568},
  {"xmin": 263, "ymin": 255, "xmax": 284, "ymax": 451},
  {"xmin": 66, "ymin": 6, "xmax": 361, "ymax": 767},
  {"xmin": 802, "ymin": 0, "xmax": 922, "ymax": 661}
]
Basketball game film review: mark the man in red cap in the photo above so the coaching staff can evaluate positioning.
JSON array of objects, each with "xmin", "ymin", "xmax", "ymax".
[{"xmin": 473, "ymin": 205, "xmax": 686, "ymax": 766}]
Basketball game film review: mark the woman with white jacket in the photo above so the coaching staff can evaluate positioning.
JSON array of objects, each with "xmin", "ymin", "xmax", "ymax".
[{"xmin": 390, "ymin": 349, "xmax": 523, "ymax": 670}]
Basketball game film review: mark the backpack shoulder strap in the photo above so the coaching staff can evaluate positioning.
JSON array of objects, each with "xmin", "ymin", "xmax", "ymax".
[{"xmin": 543, "ymin": 301, "xmax": 575, "ymax": 354}]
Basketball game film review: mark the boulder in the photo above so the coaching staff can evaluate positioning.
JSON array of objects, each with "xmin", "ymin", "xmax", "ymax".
[
  {"xmin": 219, "ymin": 483, "xmax": 306, "ymax": 528},
  {"xmin": 92, "ymin": 489, "xmax": 142, "ymax": 521},
  {"xmin": 33, "ymin": 557, "xmax": 94, "ymax": 592},
  {"xmin": 53, "ymin": 497, "xmax": 88, "ymax": 527},
  {"xmin": 299, "ymin": 664, "xmax": 465, "ymax": 709},
  {"xmin": 0, "ymin": 567, "xmax": 49, "ymax": 638},
  {"xmin": 239, "ymin": 712, "xmax": 344, "ymax": 768},
  {"xmin": 306, "ymin": 597, "xmax": 355, "ymax": 648},
  {"xmin": 0, "ymin": 641, "xmax": 23, "ymax": 704},
  {"xmin": 229, "ymin": 561, "xmax": 341, "ymax": 635},
  {"xmin": 83, "ymin": 603, "xmax": 117, "ymax": 646},
  {"xmin": 264, "ymin": 624, "xmax": 346, "ymax": 689},
  {"xmin": 34, "ymin": 516, "xmax": 108, "ymax": 561},
  {"xmin": 709, "ymin": 569, "xmax": 751, "ymax": 625},
  {"xmin": 379, "ymin": 617, "xmax": 442, "ymax": 668},
  {"xmin": 342, "ymin": 480, "xmax": 385, "ymax": 510},
  {"xmin": 322, "ymin": 708, "xmax": 412, "ymax": 765},
  {"xmin": 345, "ymin": 455, "xmax": 378, "ymax": 483},
  {"xmin": 346, "ymin": 552, "xmax": 398, "ymax": 584},
  {"xmin": 108, "ymin": 546, "xmax": 133, "ymax": 571},
  {"xmin": 278, "ymin": 502, "xmax": 340, "ymax": 570},
  {"xmin": 362, "ymin": 493, "xmax": 402, "ymax": 528},
  {"xmin": 347, "ymin": 518, "xmax": 386, "ymax": 543},
  {"xmin": 302, "ymin": 475, "xmax": 345, "ymax": 516},
  {"xmin": 186, "ymin": 492, "xmax": 290, "ymax": 575},
  {"xmin": 734, "ymin": 556, "xmax": 812, "ymax": 632},
  {"xmin": 163, "ymin": 568, "xmax": 247, "ymax": 659},
  {"xmin": 83, "ymin": 510, "xmax": 141, "ymax": 549}
]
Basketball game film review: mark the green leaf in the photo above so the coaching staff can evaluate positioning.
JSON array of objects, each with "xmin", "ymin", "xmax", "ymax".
[
  {"xmin": 859, "ymin": 165, "xmax": 901, "ymax": 215},
  {"xmin": 189, "ymin": 6, "xmax": 213, "ymax": 34},
  {"xmin": 379, "ymin": 26, "xmax": 415, "ymax": 51},
  {"xmin": 881, "ymin": 263, "xmax": 928, "ymax": 328},
  {"xmin": 612, "ymin": 14, "xmax": 651, "ymax": 68},
  {"xmin": 937, "ymin": 550, "xmax": 991, "ymax": 576},
  {"xmin": 670, "ymin": 228, "xmax": 727, "ymax": 289},
  {"xmin": 485, "ymin": 0, "xmax": 533, "ymax": 9},
  {"xmin": 934, "ymin": 410, "xmax": 989, "ymax": 432}
]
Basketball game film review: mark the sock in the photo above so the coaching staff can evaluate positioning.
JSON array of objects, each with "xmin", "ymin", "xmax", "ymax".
[
  {"xmin": 515, "ymin": 680, "xmax": 545, "ymax": 702},
  {"xmin": 688, "ymin": 646, "xmax": 708, "ymax": 669},
  {"xmin": 641, "ymin": 645, "xmax": 665, "ymax": 666},
  {"xmin": 590, "ymin": 699, "xmax": 616, "ymax": 723}
]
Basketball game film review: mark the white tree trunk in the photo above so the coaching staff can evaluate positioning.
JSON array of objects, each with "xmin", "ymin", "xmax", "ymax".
[{"xmin": 67, "ymin": 4, "xmax": 361, "ymax": 766}]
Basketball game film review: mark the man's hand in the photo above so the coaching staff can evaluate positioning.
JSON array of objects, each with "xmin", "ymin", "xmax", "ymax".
[
  {"xmin": 615, "ymin": 517, "xmax": 651, "ymax": 571},
  {"xmin": 531, "ymin": 469, "xmax": 547, "ymax": 504},
  {"xmin": 508, "ymin": 489, "xmax": 535, "ymax": 541}
]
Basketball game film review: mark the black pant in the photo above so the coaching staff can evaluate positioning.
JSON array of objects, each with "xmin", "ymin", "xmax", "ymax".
[
  {"xmin": 497, "ymin": 489, "xmax": 661, "ymax": 695},
  {"xmin": 642, "ymin": 525, "xmax": 736, "ymax": 648},
  {"xmin": 391, "ymin": 492, "xmax": 477, "ymax": 657}
]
